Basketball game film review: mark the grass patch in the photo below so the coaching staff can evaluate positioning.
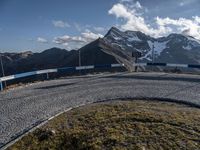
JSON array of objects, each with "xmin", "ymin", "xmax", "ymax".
[{"xmin": 8, "ymin": 100, "xmax": 200, "ymax": 150}]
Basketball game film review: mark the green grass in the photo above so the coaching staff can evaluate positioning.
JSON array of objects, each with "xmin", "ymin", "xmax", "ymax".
[{"xmin": 8, "ymin": 100, "xmax": 200, "ymax": 150}]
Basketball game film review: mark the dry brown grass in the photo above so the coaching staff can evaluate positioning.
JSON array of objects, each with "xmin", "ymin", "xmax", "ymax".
[{"xmin": 8, "ymin": 100, "xmax": 200, "ymax": 150}]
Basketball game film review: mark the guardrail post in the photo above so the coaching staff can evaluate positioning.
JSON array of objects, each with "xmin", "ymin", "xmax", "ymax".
[
  {"xmin": 0, "ymin": 81, "xmax": 3, "ymax": 91},
  {"xmin": 46, "ymin": 73, "xmax": 49, "ymax": 80}
]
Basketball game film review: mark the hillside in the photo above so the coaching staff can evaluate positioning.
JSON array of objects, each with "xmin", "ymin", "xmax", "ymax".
[{"xmin": 0, "ymin": 46, "xmax": 117, "ymax": 76}]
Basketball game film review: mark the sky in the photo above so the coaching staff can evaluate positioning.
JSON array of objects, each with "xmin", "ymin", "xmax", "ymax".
[{"xmin": 0, "ymin": 0, "xmax": 200, "ymax": 52}]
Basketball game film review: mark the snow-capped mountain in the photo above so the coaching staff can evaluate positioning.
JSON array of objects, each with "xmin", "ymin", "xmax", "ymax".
[
  {"xmin": 2, "ymin": 27, "xmax": 200, "ymax": 76},
  {"xmin": 103, "ymin": 27, "xmax": 200, "ymax": 64}
]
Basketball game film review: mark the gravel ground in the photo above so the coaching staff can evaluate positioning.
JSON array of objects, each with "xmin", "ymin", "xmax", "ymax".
[{"xmin": 0, "ymin": 72, "xmax": 200, "ymax": 149}]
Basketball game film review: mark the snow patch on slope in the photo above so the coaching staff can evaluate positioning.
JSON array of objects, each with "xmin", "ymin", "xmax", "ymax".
[
  {"xmin": 148, "ymin": 41, "xmax": 168, "ymax": 56},
  {"xmin": 127, "ymin": 36, "xmax": 141, "ymax": 42},
  {"xmin": 139, "ymin": 41, "xmax": 168, "ymax": 61},
  {"xmin": 111, "ymin": 43, "xmax": 125, "ymax": 50},
  {"xmin": 139, "ymin": 50, "xmax": 152, "ymax": 61},
  {"xmin": 183, "ymin": 45, "xmax": 192, "ymax": 50},
  {"xmin": 127, "ymin": 44, "xmax": 132, "ymax": 47},
  {"xmin": 110, "ymin": 32, "xmax": 122, "ymax": 41},
  {"xmin": 186, "ymin": 36, "xmax": 200, "ymax": 48},
  {"xmin": 187, "ymin": 36, "xmax": 200, "ymax": 44}
]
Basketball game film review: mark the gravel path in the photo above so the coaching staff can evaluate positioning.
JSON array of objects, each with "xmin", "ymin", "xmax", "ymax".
[{"xmin": 0, "ymin": 72, "xmax": 200, "ymax": 148}]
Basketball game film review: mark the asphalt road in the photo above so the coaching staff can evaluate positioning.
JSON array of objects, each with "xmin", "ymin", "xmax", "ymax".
[{"xmin": 1, "ymin": 72, "xmax": 200, "ymax": 148}]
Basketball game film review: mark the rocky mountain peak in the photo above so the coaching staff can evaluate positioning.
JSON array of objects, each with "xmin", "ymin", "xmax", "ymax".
[{"xmin": 102, "ymin": 27, "xmax": 200, "ymax": 63}]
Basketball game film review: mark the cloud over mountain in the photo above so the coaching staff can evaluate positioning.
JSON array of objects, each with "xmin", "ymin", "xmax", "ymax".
[
  {"xmin": 109, "ymin": 1, "xmax": 200, "ymax": 40},
  {"xmin": 53, "ymin": 30, "xmax": 103, "ymax": 49}
]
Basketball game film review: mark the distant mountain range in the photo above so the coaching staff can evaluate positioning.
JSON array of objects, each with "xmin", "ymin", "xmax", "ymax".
[{"xmin": 1, "ymin": 27, "xmax": 200, "ymax": 76}]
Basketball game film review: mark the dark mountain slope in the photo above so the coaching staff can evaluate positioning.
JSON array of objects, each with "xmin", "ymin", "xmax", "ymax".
[
  {"xmin": 0, "ymin": 44, "xmax": 118, "ymax": 76},
  {"xmin": 78, "ymin": 39, "xmax": 118, "ymax": 66}
]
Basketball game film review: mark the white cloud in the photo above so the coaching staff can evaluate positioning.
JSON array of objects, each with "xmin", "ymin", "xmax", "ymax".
[
  {"xmin": 73, "ymin": 23, "xmax": 106, "ymax": 34},
  {"xmin": 194, "ymin": 16, "xmax": 200, "ymax": 23},
  {"xmin": 37, "ymin": 37, "xmax": 48, "ymax": 43},
  {"xmin": 119, "ymin": 0, "xmax": 141, "ymax": 8},
  {"xmin": 74, "ymin": 23, "xmax": 97, "ymax": 32},
  {"xmin": 74, "ymin": 23, "xmax": 83, "ymax": 31},
  {"xmin": 135, "ymin": 1, "xmax": 142, "ymax": 9},
  {"xmin": 81, "ymin": 29, "xmax": 103, "ymax": 41},
  {"xmin": 108, "ymin": 2, "xmax": 168, "ymax": 36},
  {"xmin": 53, "ymin": 30, "xmax": 103, "ymax": 49},
  {"xmin": 109, "ymin": 3, "xmax": 133, "ymax": 19},
  {"xmin": 52, "ymin": 20, "xmax": 70, "ymax": 28},
  {"xmin": 93, "ymin": 27, "xmax": 106, "ymax": 32},
  {"xmin": 53, "ymin": 35, "xmax": 85, "ymax": 45},
  {"xmin": 179, "ymin": 0, "xmax": 197, "ymax": 6},
  {"xmin": 109, "ymin": 1, "xmax": 200, "ymax": 40},
  {"xmin": 179, "ymin": 2, "xmax": 185, "ymax": 6},
  {"xmin": 156, "ymin": 17, "xmax": 200, "ymax": 40},
  {"xmin": 120, "ymin": 0, "xmax": 133, "ymax": 2}
]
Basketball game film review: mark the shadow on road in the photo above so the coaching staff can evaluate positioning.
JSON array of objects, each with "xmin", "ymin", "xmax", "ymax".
[
  {"xmin": 102, "ymin": 74, "xmax": 200, "ymax": 83},
  {"xmin": 35, "ymin": 83, "xmax": 76, "ymax": 90}
]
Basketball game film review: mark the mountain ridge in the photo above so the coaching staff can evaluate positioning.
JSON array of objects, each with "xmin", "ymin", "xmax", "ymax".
[
  {"xmin": 1, "ymin": 27, "xmax": 200, "ymax": 76},
  {"xmin": 103, "ymin": 27, "xmax": 200, "ymax": 64}
]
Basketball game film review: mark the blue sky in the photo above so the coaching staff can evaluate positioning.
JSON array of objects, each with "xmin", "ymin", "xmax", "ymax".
[{"xmin": 0, "ymin": 0, "xmax": 200, "ymax": 52}]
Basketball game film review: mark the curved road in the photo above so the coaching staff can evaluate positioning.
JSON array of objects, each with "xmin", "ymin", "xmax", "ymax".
[{"xmin": 1, "ymin": 72, "xmax": 200, "ymax": 148}]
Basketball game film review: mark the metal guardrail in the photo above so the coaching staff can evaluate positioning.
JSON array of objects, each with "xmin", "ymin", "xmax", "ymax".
[
  {"xmin": 0, "ymin": 64, "xmax": 124, "ymax": 91},
  {"xmin": 134, "ymin": 63, "xmax": 200, "ymax": 68},
  {"xmin": 0, "ymin": 63, "xmax": 200, "ymax": 91}
]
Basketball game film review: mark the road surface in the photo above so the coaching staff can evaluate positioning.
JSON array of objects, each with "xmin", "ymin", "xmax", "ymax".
[{"xmin": 1, "ymin": 72, "xmax": 200, "ymax": 148}]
